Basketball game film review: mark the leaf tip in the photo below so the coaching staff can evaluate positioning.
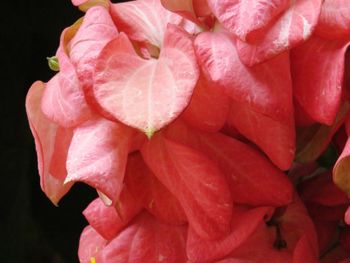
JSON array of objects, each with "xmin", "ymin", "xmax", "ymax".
[{"xmin": 47, "ymin": 56, "xmax": 60, "ymax": 72}]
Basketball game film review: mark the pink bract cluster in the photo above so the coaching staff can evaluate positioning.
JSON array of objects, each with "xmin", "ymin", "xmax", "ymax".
[{"xmin": 25, "ymin": 0, "xmax": 350, "ymax": 262}]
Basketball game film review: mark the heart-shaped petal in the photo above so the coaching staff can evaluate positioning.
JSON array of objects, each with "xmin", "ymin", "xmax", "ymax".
[{"xmin": 93, "ymin": 25, "xmax": 199, "ymax": 136}]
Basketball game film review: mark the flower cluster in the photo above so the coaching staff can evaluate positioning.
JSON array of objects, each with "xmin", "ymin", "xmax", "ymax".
[{"xmin": 26, "ymin": 0, "xmax": 350, "ymax": 262}]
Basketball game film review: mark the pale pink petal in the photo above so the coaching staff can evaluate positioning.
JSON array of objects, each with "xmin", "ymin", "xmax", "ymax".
[
  {"xmin": 69, "ymin": 6, "xmax": 118, "ymax": 89},
  {"xmin": 65, "ymin": 118, "xmax": 133, "ymax": 205},
  {"xmin": 93, "ymin": 25, "xmax": 199, "ymax": 136},
  {"xmin": 26, "ymin": 81, "xmax": 73, "ymax": 205},
  {"xmin": 95, "ymin": 212, "xmax": 188, "ymax": 263},
  {"xmin": 141, "ymin": 133, "xmax": 232, "ymax": 240},
  {"xmin": 236, "ymin": 0, "xmax": 322, "ymax": 66},
  {"xmin": 208, "ymin": 0, "xmax": 290, "ymax": 41},
  {"xmin": 111, "ymin": 0, "xmax": 186, "ymax": 47}
]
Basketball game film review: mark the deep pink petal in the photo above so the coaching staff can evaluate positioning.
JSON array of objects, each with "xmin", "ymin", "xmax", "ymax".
[
  {"xmin": 65, "ymin": 118, "xmax": 133, "ymax": 205},
  {"xmin": 141, "ymin": 132, "xmax": 232, "ymax": 240},
  {"xmin": 227, "ymin": 100, "xmax": 295, "ymax": 170},
  {"xmin": 315, "ymin": 0, "xmax": 350, "ymax": 40},
  {"xmin": 83, "ymin": 187, "xmax": 143, "ymax": 240},
  {"xmin": 291, "ymin": 35, "xmax": 349, "ymax": 125},
  {"xmin": 95, "ymin": 212, "xmax": 187, "ymax": 263},
  {"xmin": 236, "ymin": 0, "xmax": 322, "ymax": 66},
  {"xmin": 26, "ymin": 81, "xmax": 73, "ymax": 205},
  {"xmin": 93, "ymin": 25, "xmax": 199, "ymax": 136},
  {"xmin": 208, "ymin": 0, "xmax": 290, "ymax": 41},
  {"xmin": 182, "ymin": 76, "xmax": 230, "ymax": 133},
  {"xmin": 125, "ymin": 153, "xmax": 187, "ymax": 225},
  {"xmin": 78, "ymin": 226, "xmax": 107, "ymax": 263},
  {"xmin": 165, "ymin": 121, "xmax": 293, "ymax": 206},
  {"xmin": 187, "ymin": 206, "xmax": 273, "ymax": 263}
]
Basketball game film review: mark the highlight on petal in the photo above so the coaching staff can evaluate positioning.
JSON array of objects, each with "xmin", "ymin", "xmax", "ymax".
[
  {"xmin": 315, "ymin": 0, "xmax": 350, "ymax": 40},
  {"xmin": 111, "ymin": 0, "xmax": 184, "ymax": 48},
  {"xmin": 93, "ymin": 25, "xmax": 199, "ymax": 136},
  {"xmin": 83, "ymin": 187, "xmax": 143, "ymax": 240},
  {"xmin": 164, "ymin": 121, "xmax": 294, "ymax": 206},
  {"xmin": 26, "ymin": 81, "xmax": 73, "ymax": 205},
  {"xmin": 65, "ymin": 118, "xmax": 133, "ymax": 205},
  {"xmin": 182, "ymin": 76, "xmax": 230, "ymax": 133},
  {"xmin": 71, "ymin": 0, "xmax": 109, "ymax": 12},
  {"xmin": 207, "ymin": 0, "xmax": 290, "ymax": 41},
  {"xmin": 78, "ymin": 226, "xmax": 107, "ymax": 263},
  {"xmin": 236, "ymin": 0, "xmax": 322, "ymax": 66},
  {"xmin": 141, "ymin": 132, "xmax": 232, "ymax": 240},
  {"xmin": 94, "ymin": 212, "xmax": 188, "ymax": 263},
  {"xmin": 291, "ymin": 35, "xmax": 349, "ymax": 125},
  {"xmin": 187, "ymin": 206, "xmax": 274, "ymax": 263},
  {"xmin": 125, "ymin": 153, "xmax": 187, "ymax": 225}
]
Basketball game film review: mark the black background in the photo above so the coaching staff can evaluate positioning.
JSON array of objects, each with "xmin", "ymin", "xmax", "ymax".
[{"xmin": 0, "ymin": 1, "xmax": 123, "ymax": 262}]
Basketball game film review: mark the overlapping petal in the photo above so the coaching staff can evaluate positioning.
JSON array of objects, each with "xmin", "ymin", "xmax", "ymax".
[
  {"xmin": 125, "ymin": 153, "xmax": 187, "ymax": 225},
  {"xmin": 141, "ymin": 132, "xmax": 232, "ymax": 240},
  {"xmin": 94, "ymin": 212, "xmax": 188, "ymax": 263},
  {"xmin": 236, "ymin": 0, "xmax": 322, "ymax": 66},
  {"xmin": 65, "ymin": 118, "xmax": 133, "ymax": 205},
  {"xmin": 26, "ymin": 81, "xmax": 73, "ymax": 205}
]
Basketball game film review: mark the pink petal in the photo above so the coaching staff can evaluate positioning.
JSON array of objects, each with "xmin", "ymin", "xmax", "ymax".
[
  {"xmin": 141, "ymin": 132, "xmax": 232, "ymax": 240},
  {"xmin": 182, "ymin": 76, "xmax": 230, "ymax": 133},
  {"xmin": 26, "ymin": 81, "xmax": 73, "ymax": 205},
  {"xmin": 291, "ymin": 35, "xmax": 349, "ymax": 125},
  {"xmin": 69, "ymin": 6, "xmax": 118, "ymax": 89},
  {"xmin": 95, "ymin": 212, "xmax": 188, "ymax": 263},
  {"xmin": 236, "ymin": 0, "xmax": 322, "ymax": 66},
  {"xmin": 111, "ymin": 0, "xmax": 184, "ymax": 47},
  {"xmin": 93, "ymin": 25, "xmax": 199, "ymax": 136},
  {"xmin": 194, "ymin": 31, "xmax": 293, "ymax": 124},
  {"xmin": 41, "ymin": 31, "xmax": 92, "ymax": 127},
  {"xmin": 315, "ymin": 0, "xmax": 350, "ymax": 40},
  {"xmin": 78, "ymin": 226, "xmax": 107, "ymax": 263},
  {"xmin": 65, "ymin": 118, "xmax": 133, "ymax": 205},
  {"xmin": 125, "ymin": 153, "xmax": 187, "ymax": 225},
  {"xmin": 165, "ymin": 121, "xmax": 293, "ymax": 206},
  {"xmin": 227, "ymin": 100, "xmax": 295, "ymax": 170},
  {"xmin": 207, "ymin": 0, "xmax": 290, "ymax": 41},
  {"xmin": 187, "ymin": 206, "xmax": 274, "ymax": 263},
  {"xmin": 83, "ymin": 188, "xmax": 143, "ymax": 240}
]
